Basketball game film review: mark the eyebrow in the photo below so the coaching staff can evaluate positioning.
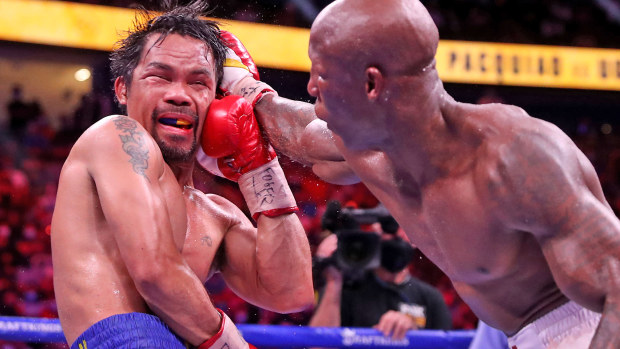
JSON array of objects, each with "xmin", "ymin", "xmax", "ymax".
[
  {"xmin": 146, "ymin": 61, "xmax": 172, "ymax": 71},
  {"xmin": 189, "ymin": 67, "xmax": 213, "ymax": 78},
  {"xmin": 145, "ymin": 62, "xmax": 213, "ymax": 78}
]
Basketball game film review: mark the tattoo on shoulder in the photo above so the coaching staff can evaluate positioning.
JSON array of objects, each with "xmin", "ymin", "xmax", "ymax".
[{"xmin": 113, "ymin": 117, "xmax": 149, "ymax": 178}]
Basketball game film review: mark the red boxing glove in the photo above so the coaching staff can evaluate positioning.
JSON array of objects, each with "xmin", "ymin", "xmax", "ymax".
[
  {"xmin": 220, "ymin": 30, "xmax": 260, "ymax": 80},
  {"xmin": 202, "ymin": 95, "xmax": 275, "ymax": 181},
  {"xmin": 197, "ymin": 309, "xmax": 257, "ymax": 349},
  {"xmin": 202, "ymin": 96, "xmax": 298, "ymax": 219},
  {"xmin": 219, "ymin": 30, "xmax": 277, "ymax": 106}
]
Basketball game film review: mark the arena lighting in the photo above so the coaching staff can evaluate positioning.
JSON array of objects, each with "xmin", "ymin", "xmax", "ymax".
[
  {"xmin": 601, "ymin": 123, "xmax": 613, "ymax": 135},
  {"xmin": 0, "ymin": 0, "xmax": 619, "ymax": 90},
  {"xmin": 74, "ymin": 68, "xmax": 91, "ymax": 82}
]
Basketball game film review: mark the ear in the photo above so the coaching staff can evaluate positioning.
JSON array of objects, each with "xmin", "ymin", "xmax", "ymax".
[
  {"xmin": 114, "ymin": 76, "xmax": 128, "ymax": 105},
  {"xmin": 365, "ymin": 67, "xmax": 384, "ymax": 101}
]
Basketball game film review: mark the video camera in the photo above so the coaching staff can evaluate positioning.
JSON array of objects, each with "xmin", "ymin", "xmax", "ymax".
[{"xmin": 313, "ymin": 201, "xmax": 414, "ymax": 284}]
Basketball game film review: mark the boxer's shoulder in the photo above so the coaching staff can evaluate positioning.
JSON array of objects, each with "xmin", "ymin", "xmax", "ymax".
[{"xmin": 74, "ymin": 115, "xmax": 151, "ymax": 150}]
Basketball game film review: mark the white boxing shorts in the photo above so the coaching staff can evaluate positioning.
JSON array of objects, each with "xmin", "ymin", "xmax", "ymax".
[{"xmin": 508, "ymin": 301, "xmax": 601, "ymax": 349}]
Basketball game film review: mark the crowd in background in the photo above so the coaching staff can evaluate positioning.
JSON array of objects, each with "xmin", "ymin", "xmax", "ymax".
[
  {"xmin": 2, "ymin": 0, "xmax": 620, "ymax": 348},
  {"xmin": 62, "ymin": 0, "xmax": 620, "ymax": 48}
]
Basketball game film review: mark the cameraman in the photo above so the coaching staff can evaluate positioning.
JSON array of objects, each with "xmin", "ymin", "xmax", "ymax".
[{"xmin": 309, "ymin": 202, "xmax": 452, "ymax": 340}]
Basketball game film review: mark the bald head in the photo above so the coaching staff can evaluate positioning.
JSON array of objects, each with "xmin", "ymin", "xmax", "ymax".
[{"xmin": 310, "ymin": 0, "xmax": 438, "ymax": 76}]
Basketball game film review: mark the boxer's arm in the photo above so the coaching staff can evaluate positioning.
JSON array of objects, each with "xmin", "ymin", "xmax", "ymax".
[
  {"xmin": 217, "ymin": 198, "xmax": 314, "ymax": 313},
  {"xmin": 196, "ymin": 98, "xmax": 360, "ymax": 185},
  {"xmin": 255, "ymin": 94, "xmax": 360, "ymax": 185},
  {"xmin": 201, "ymin": 96, "xmax": 313, "ymax": 312},
  {"xmin": 216, "ymin": 31, "xmax": 359, "ymax": 185},
  {"xmin": 496, "ymin": 123, "xmax": 620, "ymax": 347},
  {"xmin": 86, "ymin": 117, "xmax": 220, "ymax": 346}
]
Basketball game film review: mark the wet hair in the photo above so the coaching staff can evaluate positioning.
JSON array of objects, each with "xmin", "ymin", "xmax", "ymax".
[{"xmin": 109, "ymin": 0, "xmax": 227, "ymax": 91}]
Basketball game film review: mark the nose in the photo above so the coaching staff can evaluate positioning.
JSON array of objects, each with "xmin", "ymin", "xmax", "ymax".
[
  {"xmin": 307, "ymin": 75, "xmax": 318, "ymax": 98},
  {"xmin": 163, "ymin": 81, "xmax": 192, "ymax": 107}
]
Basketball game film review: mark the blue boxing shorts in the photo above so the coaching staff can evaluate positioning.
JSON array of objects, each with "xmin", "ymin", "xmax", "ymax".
[{"xmin": 70, "ymin": 312, "xmax": 189, "ymax": 349}]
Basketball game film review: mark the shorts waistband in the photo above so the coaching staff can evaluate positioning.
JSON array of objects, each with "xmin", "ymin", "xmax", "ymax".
[
  {"xmin": 70, "ymin": 312, "xmax": 188, "ymax": 349},
  {"xmin": 509, "ymin": 301, "xmax": 601, "ymax": 347}
]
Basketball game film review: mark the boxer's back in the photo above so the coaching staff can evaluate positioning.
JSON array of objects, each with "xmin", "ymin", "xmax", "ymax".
[
  {"xmin": 51, "ymin": 117, "xmax": 188, "ymax": 345},
  {"xmin": 337, "ymin": 102, "xmax": 593, "ymax": 334}
]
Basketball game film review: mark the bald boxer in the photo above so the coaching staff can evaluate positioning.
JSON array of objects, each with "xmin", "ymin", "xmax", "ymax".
[
  {"xmin": 50, "ymin": 3, "xmax": 312, "ymax": 349},
  {"xmin": 216, "ymin": 1, "xmax": 620, "ymax": 347}
]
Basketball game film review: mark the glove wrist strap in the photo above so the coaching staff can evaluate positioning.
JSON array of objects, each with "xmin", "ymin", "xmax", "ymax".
[
  {"xmin": 196, "ymin": 148, "xmax": 224, "ymax": 177},
  {"xmin": 197, "ymin": 309, "xmax": 252, "ymax": 349},
  {"xmin": 238, "ymin": 158, "xmax": 298, "ymax": 220},
  {"xmin": 229, "ymin": 76, "xmax": 277, "ymax": 106}
]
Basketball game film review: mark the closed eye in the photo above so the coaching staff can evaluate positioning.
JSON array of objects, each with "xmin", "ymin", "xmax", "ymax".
[{"xmin": 148, "ymin": 74, "xmax": 169, "ymax": 82}]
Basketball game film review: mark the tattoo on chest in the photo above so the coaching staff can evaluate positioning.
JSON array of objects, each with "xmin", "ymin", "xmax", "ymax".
[
  {"xmin": 113, "ymin": 117, "xmax": 149, "ymax": 178},
  {"xmin": 201, "ymin": 235, "xmax": 213, "ymax": 247}
]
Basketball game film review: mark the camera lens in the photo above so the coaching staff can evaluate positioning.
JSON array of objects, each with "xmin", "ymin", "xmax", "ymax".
[{"xmin": 336, "ymin": 230, "xmax": 381, "ymax": 271}]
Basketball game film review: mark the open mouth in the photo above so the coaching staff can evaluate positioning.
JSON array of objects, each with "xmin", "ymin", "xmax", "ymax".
[{"xmin": 158, "ymin": 117, "xmax": 193, "ymax": 130}]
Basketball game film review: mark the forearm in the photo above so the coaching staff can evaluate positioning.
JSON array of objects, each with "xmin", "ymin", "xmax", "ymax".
[
  {"xmin": 136, "ymin": 260, "xmax": 221, "ymax": 346},
  {"xmin": 254, "ymin": 213, "xmax": 314, "ymax": 311},
  {"xmin": 254, "ymin": 94, "xmax": 335, "ymax": 164},
  {"xmin": 589, "ymin": 297, "xmax": 620, "ymax": 349},
  {"xmin": 255, "ymin": 95, "xmax": 358, "ymax": 184},
  {"xmin": 312, "ymin": 159, "xmax": 361, "ymax": 185}
]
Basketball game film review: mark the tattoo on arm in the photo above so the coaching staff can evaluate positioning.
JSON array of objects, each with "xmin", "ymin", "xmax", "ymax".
[
  {"xmin": 113, "ymin": 117, "xmax": 149, "ymax": 178},
  {"xmin": 201, "ymin": 235, "xmax": 213, "ymax": 247}
]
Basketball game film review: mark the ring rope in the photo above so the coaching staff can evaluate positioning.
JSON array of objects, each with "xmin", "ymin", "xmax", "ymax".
[{"xmin": 0, "ymin": 316, "xmax": 475, "ymax": 348}]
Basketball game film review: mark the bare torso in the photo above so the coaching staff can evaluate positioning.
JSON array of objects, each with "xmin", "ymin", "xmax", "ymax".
[
  {"xmin": 336, "ymin": 103, "xmax": 587, "ymax": 334},
  {"xmin": 51, "ymin": 118, "xmax": 230, "ymax": 344}
]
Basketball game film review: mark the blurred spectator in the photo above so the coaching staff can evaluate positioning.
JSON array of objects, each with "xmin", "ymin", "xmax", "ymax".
[
  {"xmin": 7, "ymin": 85, "xmax": 32, "ymax": 139},
  {"xmin": 309, "ymin": 202, "xmax": 452, "ymax": 342}
]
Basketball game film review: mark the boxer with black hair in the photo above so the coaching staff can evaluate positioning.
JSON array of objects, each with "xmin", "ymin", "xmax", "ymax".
[{"xmin": 51, "ymin": 2, "xmax": 312, "ymax": 348}]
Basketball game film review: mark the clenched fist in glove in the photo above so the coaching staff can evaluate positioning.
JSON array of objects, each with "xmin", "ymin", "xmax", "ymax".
[
  {"xmin": 201, "ymin": 95, "xmax": 298, "ymax": 220},
  {"xmin": 218, "ymin": 30, "xmax": 277, "ymax": 106}
]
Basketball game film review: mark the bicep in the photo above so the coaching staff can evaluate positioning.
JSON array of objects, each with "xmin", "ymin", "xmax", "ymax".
[
  {"xmin": 312, "ymin": 160, "xmax": 361, "ymax": 185},
  {"xmin": 538, "ymin": 190, "xmax": 619, "ymax": 310},
  {"xmin": 217, "ymin": 208, "xmax": 263, "ymax": 303}
]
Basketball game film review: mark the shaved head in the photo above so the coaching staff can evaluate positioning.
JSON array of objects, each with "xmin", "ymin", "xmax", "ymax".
[
  {"xmin": 310, "ymin": 0, "xmax": 439, "ymax": 76},
  {"xmin": 307, "ymin": 0, "xmax": 443, "ymax": 150}
]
